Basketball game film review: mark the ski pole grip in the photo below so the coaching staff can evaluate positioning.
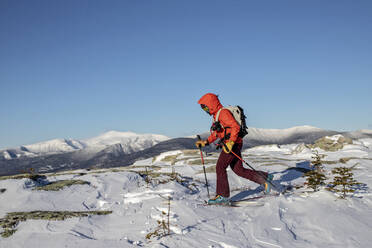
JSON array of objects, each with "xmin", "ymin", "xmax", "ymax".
[
  {"xmin": 223, "ymin": 143, "xmax": 232, "ymax": 153},
  {"xmin": 196, "ymin": 135, "xmax": 202, "ymax": 148}
]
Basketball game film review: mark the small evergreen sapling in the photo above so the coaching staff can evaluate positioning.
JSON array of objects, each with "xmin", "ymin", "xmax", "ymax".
[
  {"xmin": 305, "ymin": 170, "xmax": 327, "ymax": 192},
  {"xmin": 145, "ymin": 166, "xmax": 151, "ymax": 187},
  {"xmin": 304, "ymin": 150, "xmax": 327, "ymax": 191},
  {"xmin": 327, "ymin": 167, "xmax": 361, "ymax": 199},
  {"xmin": 311, "ymin": 150, "xmax": 323, "ymax": 168}
]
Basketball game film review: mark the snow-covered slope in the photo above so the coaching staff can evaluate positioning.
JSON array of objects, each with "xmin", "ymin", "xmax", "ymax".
[
  {"xmin": 2, "ymin": 126, "xmax": 371, "ymax": 165},
  {"xmin": 343, "ymin": 129, "xmax": 372, "ymax": 139},
  {"xmin": 196, "ymin": 125, "xmax": 337, "ymax": 148},
  {"xmin": 82, "ymin": 131, "xmax": 169, "ymax": 154},
  {"xmin": 24, "ymin": 139, "xmax": 85, "ymax": 155},
  {"xmin": 1, "ymin": 137, "xmax": 371, "ymax": 247},
  {"xmin": 0, "ymin": 131, "xmax": 169, "ymax": 160},
  {"xmin": 246, "ymin": 125, "xmax": 326, "ymax": 142}
]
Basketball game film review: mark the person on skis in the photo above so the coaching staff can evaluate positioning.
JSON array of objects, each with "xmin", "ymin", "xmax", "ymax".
[{"xmin": 195, "ymin": 93, "xmax": 273, "ymax": 204}]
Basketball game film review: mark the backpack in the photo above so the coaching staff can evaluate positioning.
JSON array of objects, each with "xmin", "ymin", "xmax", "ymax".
[{"xmin": 215, "ymin": 105, "xmax": 248, "ymax": 138}]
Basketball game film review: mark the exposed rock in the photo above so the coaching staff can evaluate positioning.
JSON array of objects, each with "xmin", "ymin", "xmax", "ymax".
[
  {"xmin": 308, "ymin": 135, "xmax": 353, "ymax": 152},
  {"xmin": 291, "ymin": 143, "xmax": 309, "ymax": 154}
]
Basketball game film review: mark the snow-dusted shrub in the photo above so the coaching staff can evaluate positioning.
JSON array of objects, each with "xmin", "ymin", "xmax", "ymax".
[
  {"xmin": 304, "ymin": 150, "xmax": 327, "ymax": 191},
  {"xmin": 327, "ymin": 167, "xmax": 362, "ymax": 199},
  {"xmin": 146, "ymin": 197, "xmax": 171, "ymax": 240},
  {"xmin": 305, "ymin": 170, "xmax": 327, "ymax": 192}
]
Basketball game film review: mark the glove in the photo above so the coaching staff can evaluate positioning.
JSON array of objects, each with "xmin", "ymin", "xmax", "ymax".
[
  {"xmin": 223, "ymin": 140, "xmax": 234, "ymax": 153},
  {"xmin": 195, "ymin": 140, "xmax": 208, "ymax": 148}
]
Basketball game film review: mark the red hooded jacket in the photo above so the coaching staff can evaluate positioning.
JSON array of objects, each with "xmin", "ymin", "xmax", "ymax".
[{"xmin": 198, "ymin": 93, "xmax": 243, "ymax": 145}]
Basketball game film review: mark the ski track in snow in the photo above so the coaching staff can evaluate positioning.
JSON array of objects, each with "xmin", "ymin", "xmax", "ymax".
[
  {"xmin": 123, "ymin": 189, "xmax": 174, "ymax": 204},
  {"xmin": 252, "ymin": 236, "xmax": 283, "ymax": 248},
  {"xmin": 208, "ymin": 239, "xmax": 239, "ymax": 248}
]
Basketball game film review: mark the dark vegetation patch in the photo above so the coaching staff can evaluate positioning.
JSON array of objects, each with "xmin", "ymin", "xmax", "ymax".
[
  {"xmin": 33, "ymin": 180, "xmax": 90, "ymax": 191},
  {"xmin": 0, "ymin": 210, "xmax": 112, "ymax": 238}
]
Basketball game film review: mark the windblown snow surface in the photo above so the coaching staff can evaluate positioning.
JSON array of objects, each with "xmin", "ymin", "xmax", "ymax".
[{"xmin": 1, "ymin": 136, "xmax": 372, "ymax": 247}]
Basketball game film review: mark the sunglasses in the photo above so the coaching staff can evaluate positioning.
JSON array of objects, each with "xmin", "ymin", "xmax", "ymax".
[{"xmin": 201, "ymin": 104, "xmax": 209, "ymax": 113}]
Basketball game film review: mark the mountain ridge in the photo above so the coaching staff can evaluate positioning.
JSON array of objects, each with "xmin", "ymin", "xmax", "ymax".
[
  {"xmin": 1, "ymin": 126, "xmax": 372, "ymax": 177},
  {"xmin": 1, "ymin": 131, "xmax": 169, "ymax": 160}
]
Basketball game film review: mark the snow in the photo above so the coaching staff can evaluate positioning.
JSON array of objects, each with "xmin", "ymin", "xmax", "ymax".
[
  {"xmin": 152, "ymin": 150, "xmax": 183, "ymax": 163},
  {"xmin": 1, "ymin": 138, "xmax": 372, "ymax": 247},
  {"xmin": 359, "ymin": 129, "xmax": 372, "ymax": 134},
  {"xmin": 322, "ymin": 134, "xmax": 345, "ymax": 143},
  {"xmin": 246, "ymin": 125, "xmax": 324, "ymax": 142},
  {"xmin": 345, "ymin": 129, "xmax": 372, "ymax": 139},
  {"xmin": 83, "ymin": 131, "xmax": 169, "ymax": 150},
  {"xmin": 246, "ymin": 144, "xmax": 290, "ymax": 153},
  {"xmin": 1, "ymin": 131, "xmax": 170, "ymax": 159},
  {"xmin": 24, "ymin": 139, "xmax": 85, "ymax": 154},
  {"xmin": 357, "ymin": 138, "xmax": 372, "ymax": 149},
  {"xmin": 3, "ymin": 126, "xmax": 369, "ymax": 160},
  {"xmin": 324, "ymin": 134, "xmax": 342, "ymax": 141},
  {"xmin": 2, "ymin": 151, "xmax": 12, "ymax": 160},
  {"xmin": 123, "ymin": 189, "xmax": 174, "ymax": 204}
]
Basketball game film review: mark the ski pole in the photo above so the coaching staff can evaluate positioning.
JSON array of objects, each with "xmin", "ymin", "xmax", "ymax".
[
  {"xmin": 222, "ymin": 143, "xmax": 277, "ymax": 190},
  {"xmin": 197, "ymin": 135, "xmax": 210, "ymax": 198}
]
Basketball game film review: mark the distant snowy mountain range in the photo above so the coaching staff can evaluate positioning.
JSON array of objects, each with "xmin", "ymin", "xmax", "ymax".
[
  {"xmin": 1, "ymin": 131, "xmax": 169, "ymax": 160},
  {"xmin": 0, "ymin": 126, "xmax": 371, "ymax": 176},
  {"xmin": 202, "ymin": 125, "xmax": 372, "ymax": 148}
]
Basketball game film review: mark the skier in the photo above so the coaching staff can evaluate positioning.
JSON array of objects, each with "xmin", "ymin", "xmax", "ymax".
[{"xmin": 195, "ymin": 93, "xmax": 273, "ymax": 204}]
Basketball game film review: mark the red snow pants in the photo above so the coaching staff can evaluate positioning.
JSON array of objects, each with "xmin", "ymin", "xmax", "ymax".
[{"xmin": 216, "ymin": 142, "xmax": 268, "ymax": 198}]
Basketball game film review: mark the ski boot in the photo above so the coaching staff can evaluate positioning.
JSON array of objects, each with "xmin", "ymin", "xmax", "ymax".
[
  {"xmin": 207, "ymin": 195, "xmax": 230, "ymax": 205},
  {"xmin": 264, "ymin": 174, "xmax": 274, "ymax": 194}
]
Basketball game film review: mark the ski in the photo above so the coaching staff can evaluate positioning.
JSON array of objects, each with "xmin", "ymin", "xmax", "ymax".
[
  {"xmin": 201, "ymin": 200, "xmax": 240, "ymax": 207},
  {"xmin": 200, "ymin": 194, "xmax": 268, "ymax": 207},
  {"xmin": 200, "ymin": 199, "xmax": 263, "ymax": 207},
  {"xmin": 229, "ymin": 193, "xmax": 280, "ymax": 207},
  {"xmin": 199, "ymin": 184, "xmax": 294, "ymax": 208}
]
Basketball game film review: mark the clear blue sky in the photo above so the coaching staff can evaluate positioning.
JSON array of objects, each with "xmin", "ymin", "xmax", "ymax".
[{"xmin": 1, "ymin": 0, "xmax": 371, "ymax": 149}]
